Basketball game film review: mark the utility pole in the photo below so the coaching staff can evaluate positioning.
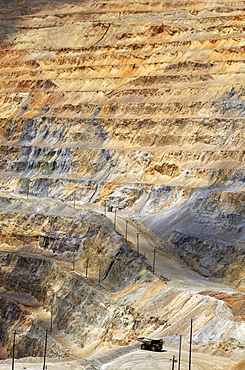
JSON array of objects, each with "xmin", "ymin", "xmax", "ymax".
[
  {"xmin": 98, "ymin": 263, "xmax": 101, "ymax": 286},
  {"xmin": 125, "ymin": 220, "xmax": 128, "ymax": 241},
  {"xmin": 72, "ymin": 252, "xmax": 75, "ymax": 271},
  {"xmin": 50, "ymin": 305, "xmax": 53, "ymax": 332},
  {"xmin": 51, "ymin": 217, "xmax": 54, "ymax": 231},
  {"xmin": 73, "ymin": 191, "xmax": 76, "ymax": 209},
  {"xmin": 113, "ymin": 209, "xmax": 117, "ymax": 230},
  {"xmin": 170, "ymin": 355, "xmax": 177, "ymax": 370},
  {"xmin": 178, "ymin": 334, "xmax": 182, "ymax": 370},
  {"xmin": 117, "ymin": 258, "xmax": 122, "ymax": 287},
  {"xmin": 85, "ymin": 258, "xmax": 89, "ymax": 278},
  {"xmin": 26, "ymin": 182, "xmax": 29, "ymax": 200},
  {"xmin": 189, "ymin": 319, "xmax": 193, "ymax": 370},
  {"xmin": 11, "ymin": 330, "xmax": 18, "ymax": 370},
  {"xmin": 136, "ymin": 232, "xmax": 140, "ymax": 256},
  {"xmin": 43, "ymin": 330, "xmax": 48, "ymax": 370},
  {"xmin": 153, "ymin": 248, "xmax": 156, "ymax": 274}
]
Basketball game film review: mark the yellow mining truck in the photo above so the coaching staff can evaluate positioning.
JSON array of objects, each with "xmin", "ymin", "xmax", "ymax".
[{"xmin": 138, "ymin": 337, "xmax": 164, "ymax": 351}]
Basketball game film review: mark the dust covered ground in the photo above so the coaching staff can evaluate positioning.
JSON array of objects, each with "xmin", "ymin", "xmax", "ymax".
[
  {"xmin": 102, "ymin": 349, "xmax": 237, "ymax": 370},
  {"xmin": 0, "ymin": 348, "xmax": 239, "ymax": 370}
]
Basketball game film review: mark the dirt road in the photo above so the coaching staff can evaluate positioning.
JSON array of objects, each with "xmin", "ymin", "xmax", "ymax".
[
  {"xmin": 107, "ymin": 211, "xmax": 236, "ymax": 294},
  {"xmin": 101, "ymin": 349, "xmax": 236, "ymax": 370}
]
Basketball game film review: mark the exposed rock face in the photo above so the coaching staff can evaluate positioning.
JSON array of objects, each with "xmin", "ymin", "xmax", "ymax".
[
  {"xmin": 1, "ymin": 252, "xmax": 245, "ymax": 362},
  {"xmin": 146, "ymin": 190, "xmax": 245, "ymax": 281},
  {"xmin": 0, "ymin": 296, "xmax": 67, "ymax": 359},
  {"xmin": 0, "ymin": 229, "xmax": 156, "ymax": 359},
  {"xmin": 0, "ymin": 0, "xmax": 244, "ymax": 365},
  {"xmin": 0, "ymin": 0, "xmax": 244, "ymax": 284}
]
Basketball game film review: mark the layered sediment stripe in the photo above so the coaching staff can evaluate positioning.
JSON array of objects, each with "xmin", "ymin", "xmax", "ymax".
[{"xmin": 0, "ymin": 0, "xmax": 244, "ymax": 285}]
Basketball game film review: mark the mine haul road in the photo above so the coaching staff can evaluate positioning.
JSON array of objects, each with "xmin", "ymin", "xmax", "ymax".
[
  {"xmin": 96, "ymin": 211, "xmax": 239, "ymax": 369},
  {"xmin": 105, "ymin": 210, "xmax": 237, "ymax": 294},
  {"xmin": 0, "ymin": 194, "xmax": 240, "ymax": 370}
]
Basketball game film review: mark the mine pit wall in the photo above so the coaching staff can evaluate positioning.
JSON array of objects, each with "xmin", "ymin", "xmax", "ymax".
[
  {"xmin": 0, "ymin": 296, "xmax": 66, "ymax": 359},
  {"xmin": 145, "ymin": 188, "xmax": 245, "ymax": 289},
  {"xmin": 0, "ymin": 0, "xmax": 245, "ymax": 362},
  {"xmin": 1, "ymin": 252, "xmax": 245, "ymax": 362},
  {"xmin": 0, "ymin": 249, "xmax": 153, "ymax": 359},
  {"xmin": 0, "ymin": 207, "xmax": 158, "ymax": 359},
  {"xmin": 0, "ymin": 207, "xmax": 152, "ymax": 289},
  {"xmin": 0, "ymin": 0, "xmax": 244, "ymax": 289},
  {"xmin": 1, "ymin": 179, "xmax": 244, "ymax": 287},
  {"xmin": 0, "ymin": 204, "xmax": 243, "ymax": 360},
  {"xmin": 0, "ymin": 116, "xmax": 244, "ymax": 286}
]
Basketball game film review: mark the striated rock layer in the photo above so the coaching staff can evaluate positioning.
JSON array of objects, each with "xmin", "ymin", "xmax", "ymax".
[
  {"xmin": 0, "ymin": 0, "xmax": 244, "ymax": 284},
  {"xmin": 0, "ymin": 0, "xmax": 244, "ymax": 365}
]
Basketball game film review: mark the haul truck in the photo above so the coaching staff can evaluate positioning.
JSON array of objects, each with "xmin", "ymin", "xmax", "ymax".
[{"xmin": 138, "ymin": 337, "xmax": 164, "ymax": 351}]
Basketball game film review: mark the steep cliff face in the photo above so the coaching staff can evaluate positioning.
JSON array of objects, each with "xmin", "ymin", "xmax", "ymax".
[
  {"xmin": 1, "ymin": 252, "xmax": 245, "ymax": 362},
  {"xmin": 0, "ymin": 215, "xmax": 157, "ymax": 359},
  {"xmin": 0, "ymin": 0, "xmax": 244, "ymax": 365},
  {"xmin": 0, "ymin": 0, "xmax": 244, "ymax": 285}
]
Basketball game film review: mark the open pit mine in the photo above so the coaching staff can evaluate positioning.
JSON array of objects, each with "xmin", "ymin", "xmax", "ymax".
[{"xmin": 0, "ymin": 0, "xmax": 244, "ymax": 369}]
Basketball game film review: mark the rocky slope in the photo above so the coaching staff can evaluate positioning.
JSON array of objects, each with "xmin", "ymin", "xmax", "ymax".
[
  {"xmin": 0, "ymin": 0, "xmax": 244, "ymax": 285},
  {"xmin": 1, "ymin": 250, "xmax": 245, "ymax": 363},
  {"xmin": 0, "ymin": 0, "xmax": 244, "ymax": 367}
]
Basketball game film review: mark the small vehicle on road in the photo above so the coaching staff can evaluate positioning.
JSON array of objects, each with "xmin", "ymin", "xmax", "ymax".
[{"xmin": 138, "ymin": 337, "xmax": 164, "ymax": 351}]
